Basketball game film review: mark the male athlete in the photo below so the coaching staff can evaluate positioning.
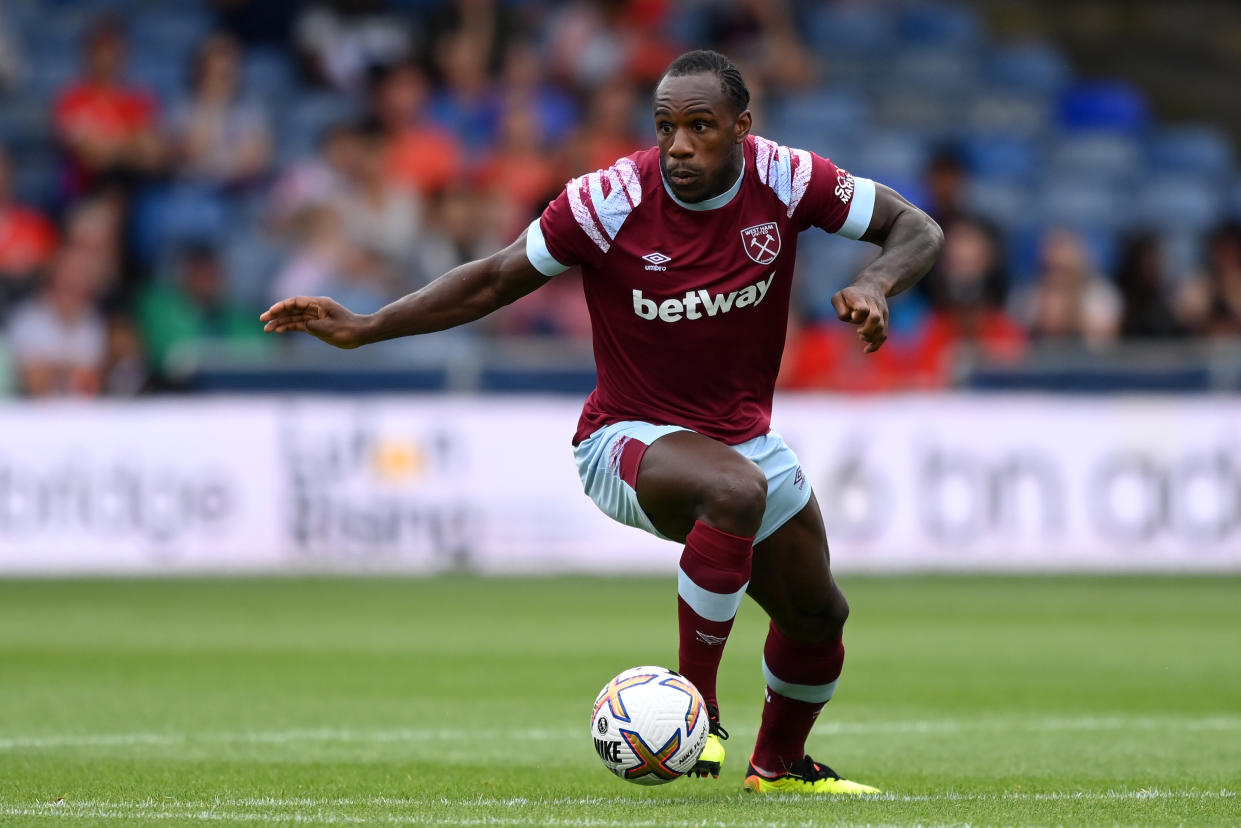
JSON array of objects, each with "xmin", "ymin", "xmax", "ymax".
[{"xmin": 262, "ymin": 50, "xmax": 942, "ymax": 795}]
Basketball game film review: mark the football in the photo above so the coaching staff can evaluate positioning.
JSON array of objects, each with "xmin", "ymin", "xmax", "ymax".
[{"xmin": 589, "ymin": 665, "xmax": 710, "ymax": 785}]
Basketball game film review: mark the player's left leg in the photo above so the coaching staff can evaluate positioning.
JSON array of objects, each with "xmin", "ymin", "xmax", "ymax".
[{"xmin": 742, "ymin": 493, "xmax": 880, "ymax": 795}]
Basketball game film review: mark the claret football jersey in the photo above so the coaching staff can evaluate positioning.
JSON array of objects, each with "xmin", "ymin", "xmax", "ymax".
[{"xmin": 526, "ymin": 134, "xmax": 876, "ymax": 445}]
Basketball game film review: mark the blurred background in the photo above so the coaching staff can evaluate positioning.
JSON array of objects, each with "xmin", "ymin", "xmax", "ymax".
[{"xmin": 0, "ymin": 0, "xmax": 1238, "ymax": 573}]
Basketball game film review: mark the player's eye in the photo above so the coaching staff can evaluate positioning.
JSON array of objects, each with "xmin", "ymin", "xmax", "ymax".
[
  {"xmin": 657, "ymin": 122, "xmax": 672, "ymax": 134},
  {"xmin": 693, "ymin": 121, "xmax": 709, "ymax": 132}
]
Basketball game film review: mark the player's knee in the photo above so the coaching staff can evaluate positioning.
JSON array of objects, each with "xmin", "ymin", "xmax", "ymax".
[
  {"xmin": 784, "ymin": 593, "xmax": 849, "ymax": 643},
  {"xmin": 698, "ymin": 465, "xmax": 767, "ymax": 536}
]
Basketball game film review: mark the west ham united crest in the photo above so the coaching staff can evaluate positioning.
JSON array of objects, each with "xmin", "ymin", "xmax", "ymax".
[{"xmin": 741, "ymin": 222, "xmax": 781, "ymax": 265}]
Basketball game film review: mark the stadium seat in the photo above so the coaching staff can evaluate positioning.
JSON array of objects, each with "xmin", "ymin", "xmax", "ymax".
[
  {"xmin": 1058, "ymin": 81, "xmax": 1150, "ymax": 134},
  {"xmin": 1038, "ymin": 175, "xmax": 1134, "ymax": 231},
  {"xmin": 768, "ymin": 89, "xmax": 871, "ymax": 140},
  {"xmin": 851, "ymin": 131, "xmax": 929, "ymax": 183},
  {"xmin": 965, "ymin": 90, "xmax": 1052, "ymax": 137},
  {"xmin": 967, "ymin": 179, "xmax": 1032, "ymax": 228},
  {"xmin": 899, "ymin": 2, "xmax": 983, "ymax": 49},
  {"xmin": 1048, "ymin": 133, "xmax": 1143, "ymax": 183},
  {"xmin": 986, "ymin": 43, "xmax": 1072, "ymax": 95},
  {"xmin": 243, "ymin": 46, "xmax": 296, "ymax": 104},
  {"xmin": 130, "ymin": 9, "xmax": 213, "ymax": 59},
  {"xmin": 9, "ymin": 150, "xmax": 57, "ymax": 209},
  {"xmin": 963, "ymin": 135, "xmax": 1043, "ymax": 182},
  {"xmin": 1147, "ymin": 126, "xmax": 1236, "ymax": 178},
  {"xmin": 889, "ymin": 48, "xmax": 980, "ymax": 93},
  {"xmin": 804, "ymin": 5, "xmax": 897, "ymax": 56},
  {"xmin": 873, "ymin": 88, "xmax": 966, "ymax": 138},
  {"xmin": 222, "ymin": 229, "xmax": 288, "ymax": 307},
  {"xmin": 276, "ymin": 92, "xmax": 359, "ymax": 165},
  {"xmin": 1136, "ymin": 175, "xmax": 1224, "ymax": 233},
  {"xmin": 0, "ymin": 97, "xmax": 51, "ymax": 154},
  {"xmin": 129, "ymin": 50, "xmax": 184, "ymax": 102}
]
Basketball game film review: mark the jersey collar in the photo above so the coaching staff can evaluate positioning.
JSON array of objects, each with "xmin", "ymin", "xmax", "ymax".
[{"xmin": 661, "ymin": 156, "xmax": 745, "ymax": 211}]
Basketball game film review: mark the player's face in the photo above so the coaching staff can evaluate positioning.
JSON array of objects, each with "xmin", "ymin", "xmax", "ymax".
[{"xmin": 654, "ymin": 73, "xmax": 751, "ymax": 203}]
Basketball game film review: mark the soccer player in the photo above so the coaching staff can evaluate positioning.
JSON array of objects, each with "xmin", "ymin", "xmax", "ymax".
[{"xmin": 262, "ymin": 50, "xmax": 942, "ymax": 795}]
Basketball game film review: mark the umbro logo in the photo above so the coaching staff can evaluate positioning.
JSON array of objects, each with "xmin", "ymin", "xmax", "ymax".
[
  {"xmin": 696, "ymin": 630, "xmax": 728, "ymax": 646},
  {"xmin": 641, "ymin": 251, "xmax": 671, "ymax": 271}
]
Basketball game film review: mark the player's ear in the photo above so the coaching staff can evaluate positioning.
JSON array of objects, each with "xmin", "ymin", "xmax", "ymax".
[{"xmin": 734, "ymin": 109, "xmax": 752, "ymax": 143}]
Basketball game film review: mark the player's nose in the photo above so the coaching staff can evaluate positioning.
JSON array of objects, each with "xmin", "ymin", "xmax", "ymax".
[{"xmin": 669, "ymin": 127, "xmax": 693, "ymax": 158}]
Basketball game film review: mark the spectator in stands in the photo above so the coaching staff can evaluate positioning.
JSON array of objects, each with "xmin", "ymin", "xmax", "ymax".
[
  {"xmin": 473, "ymin": 107, "xmax": 558, "ymax": 240},
  {"xmin": 1114, "ymin": 232, "xmax": 1185, "ymax": 339},
  {"xmin": 294, "ymin": 0, "xmax": 414, "ymax": 93},
  {"xmin": 137, "ymin": 244, "xmax": 268, "ymax": 382},
  {"xmin": 562, "ymin": 77, "xmax": 645, "ymax": 176},
  {"xmin": 5, "ymin": 245, "xmax": 108, "ymax": 396},
  {"xmin": 777, "ymin": 308, "xmax": 911, "ymax": 392},
  {"xmin": 270, "ymin": 202, "xmax": 394, "ymax": 313},
  {"xmin": 544, "ymin": 0, "xmax": 679, "ymax": 90},
  {"xmin": 369, "ymin": 62, "xmax": 463, "ymax": 199},
  {"xmin": 909, "ymin": 217, "xmax": 1026, "ymax": 386},
  {"xmin": 924, "ymin": 147, "xmax": 968, "ymax": 230},
  {"xmin": 411, "ymin": 185, "xmax": 501, "ymax": 288},
  {"xmin": 428, "ymin": 30, "xmax": 503, "ymax": 152},
  {"xmin": 914, "ymin": 148, "xmax": 997, "ymax": 312},
  {"xmin": 0, "ymin": 6, "xmax": 23, "ymax": 92},
  {"xmin": 1017, "ymin": 227, "xmax": 1120, "ymax": 345},
  {"xmin": 497, "ymin": 43, "xmax": 578, "ymax": 149},
  {"xmin": 423, "ymin": 0, "xmax": 521, "ymax": 78},
  {"xmin": 266, "ymin": 122, "xmax": 363, "ymax": 238},
  {"xmin": 698, "ymin": 0, "xmax": 815, "ymax": 91},
  {"xmin": 0, "ymin": 146, "xmax": 58, "ymax": 311},
  {"xmin": 1182, "ymin": 221, "xmax": 1241, "ymax": 339},
  {"xmin": 168, "ymin": 33, "xmax": 272, "ymax": 188},
  {"xmin": 339, "ymin": 122, "xmax": 423, "ymax": 273},
  {"xmin": 53, "ymin": 16, "xmax": 163, "ymax": 200},
  {"xmin": 61, "ymin": 191, "xmax": 127, "ymax": 305}
]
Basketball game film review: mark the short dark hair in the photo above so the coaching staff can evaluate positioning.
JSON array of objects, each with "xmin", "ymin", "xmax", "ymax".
[{"xmin": 659, "ymin": 50, "xmax": 750, "ymax": 115}]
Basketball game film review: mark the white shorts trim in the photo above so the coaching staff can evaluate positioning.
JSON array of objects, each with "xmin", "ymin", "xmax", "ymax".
[{"xmin": 573, "ymin": 421, "xmax": 813, "ymax": 544}]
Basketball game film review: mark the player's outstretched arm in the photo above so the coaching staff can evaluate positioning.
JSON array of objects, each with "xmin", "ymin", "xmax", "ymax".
[
  {"xmin": 831, "ymin": 183, "xmax": 943, "ymax": 353},
  {"xmin": 260, "ymin": 229, "xmax": 547, "ymax": 348}
]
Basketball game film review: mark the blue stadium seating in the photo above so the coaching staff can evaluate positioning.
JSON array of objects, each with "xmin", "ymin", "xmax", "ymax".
[
  {"xmin": 1136, "ymin": 175, "xmax": 1224, "ymax": 233},
  {"xmin": 962, "ymin": 135, "xmax": 1043, "ymax": 182},
  {"xmin": 1058, "ymin": 81, "xmax": 1151, "ymax": 134},
  {"xmin": 1147, "ymin": 126, "xmax": 1236, "ymax": 178},
  {"xmin": 965, "ymin": 89, "xmax": 1053, "ymax": 137},
  {"xmin": 898, "ymin": 2, "xmax": 983, "ymax": 49},
  {"xmin": 986, "ymin": 42, "xmax": 1072, "ymax": 95},
  {"xmin": 1048, "ymin": 133, "xmax": 1143, "ymax": 184}
]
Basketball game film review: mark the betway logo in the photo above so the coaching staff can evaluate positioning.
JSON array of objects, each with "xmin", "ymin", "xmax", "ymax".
[{"xmin": 633, "ymin": 272, "xmax": 775, "ymax": 322}]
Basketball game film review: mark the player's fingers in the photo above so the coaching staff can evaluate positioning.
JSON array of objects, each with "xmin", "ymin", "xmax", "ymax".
[
  {"xmin": 260, "ymin": 296, "xmax": 318, "ymax": 322},
  {"xmin": 864, "ymin": 335, "xmax": 886, "ymax": 354},
  {"xmin": 859, "ymin": 305, "xmax": 886, "ymax": 338},
  {"xmin": 850, "ymin": 306, "xmax": 869, "ymax": 325},
  {"xmin": 830, "ymin": 292, "xmax": 851, "ymax": 321},
  {"xmin": 263, "ymin": 314, "xmax": 315, "ymax": 331}
]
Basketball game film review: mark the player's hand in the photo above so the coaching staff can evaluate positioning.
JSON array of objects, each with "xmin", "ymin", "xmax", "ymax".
[
  {"xmin": 260, "ymin": 296, "xmax": 370, "ymax": 349},
  {"xmin": 830, "ymin": 284, "xmax": 889, "ymax": 353}
]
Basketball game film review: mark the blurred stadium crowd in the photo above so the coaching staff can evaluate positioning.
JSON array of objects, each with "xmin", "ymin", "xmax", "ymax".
[{"xmin": 0, "ymin": 0, "xmax": 1240, "ymax": 396}]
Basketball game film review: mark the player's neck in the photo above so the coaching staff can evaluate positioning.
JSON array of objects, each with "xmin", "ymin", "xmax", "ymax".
[{"xmin": 662, "ymin": 155, "xmax": 746, "ymax": 212}]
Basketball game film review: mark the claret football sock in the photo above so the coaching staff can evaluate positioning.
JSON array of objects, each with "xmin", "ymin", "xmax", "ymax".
[
  {"xmin": 676, "ymin": 520, "xmax": 753, "ymax": 711},
  {"xmin": 751, "ymin": 622, "xmax": 844, "ymax": 774}
]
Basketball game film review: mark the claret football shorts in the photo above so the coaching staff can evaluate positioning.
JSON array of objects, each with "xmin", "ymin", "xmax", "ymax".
[{"xmin": 573, "ymin": 421, "xmax": 813, "ymax": 544}]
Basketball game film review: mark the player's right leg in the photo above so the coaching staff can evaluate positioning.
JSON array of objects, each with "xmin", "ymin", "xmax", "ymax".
[
  {"xmin": 574, "ymin": 423, "xmax": 765, "ymax": 779},
  {"xmin": 633, "ymin": 429, "xmax": 769, "ymax": 777}
]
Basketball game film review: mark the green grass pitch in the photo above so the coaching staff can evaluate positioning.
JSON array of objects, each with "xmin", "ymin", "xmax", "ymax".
[{"xmin": 1, "ymin": 575, "xmax": 1238, "ymax": 826}]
